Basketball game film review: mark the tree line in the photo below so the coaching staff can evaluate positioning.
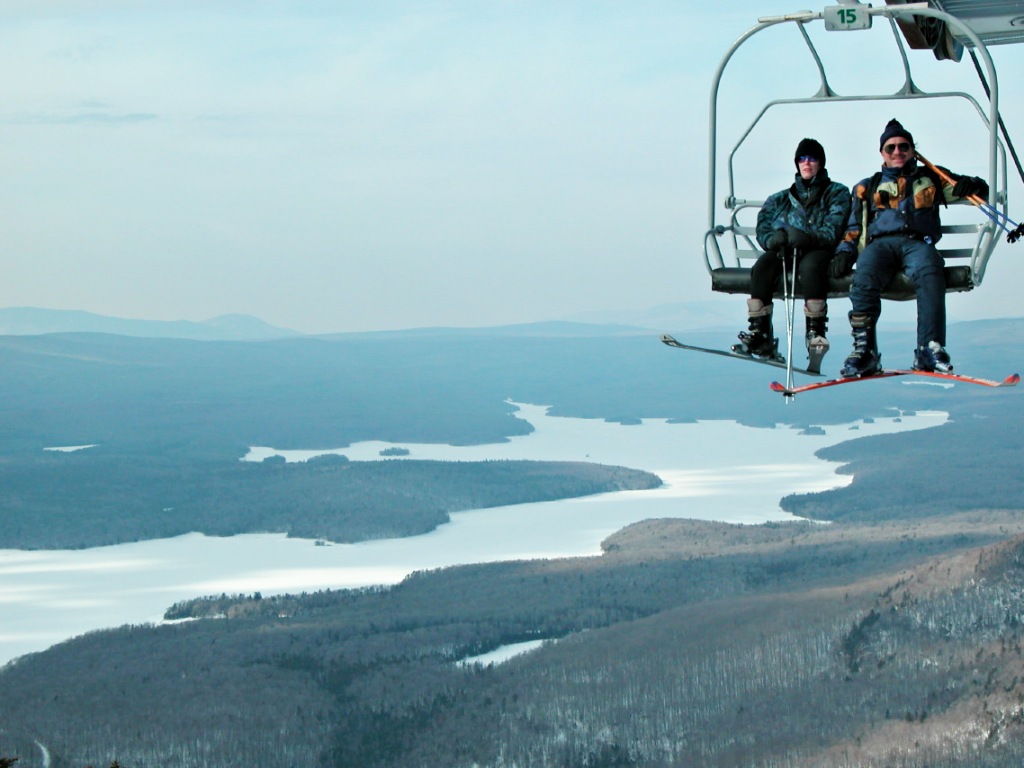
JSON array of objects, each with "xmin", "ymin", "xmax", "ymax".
[{"xmin": 0, "ymin": 455, "xmax": 659, "ymax": 550}]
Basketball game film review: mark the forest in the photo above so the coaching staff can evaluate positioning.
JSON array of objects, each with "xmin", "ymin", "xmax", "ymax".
[
  {"xmin": 1, "ymin": 319, "xmax": 1023, "ymax": 766},
  {"xmin": 4, "ymin": 512, "xmax": 1024, "ymax": 766},
  {"xmin": 0, "ymin": 454, "xmax": 658, "ymax": 549}
]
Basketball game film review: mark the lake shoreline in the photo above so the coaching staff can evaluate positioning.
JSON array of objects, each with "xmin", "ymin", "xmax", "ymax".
[{"xmin": 0, "ymin": 404, "xmax": 947, "ymax": 666}]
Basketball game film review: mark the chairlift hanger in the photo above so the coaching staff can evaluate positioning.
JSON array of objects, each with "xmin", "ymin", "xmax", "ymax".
[{"xmin": 703, "ymin": 2, "xmax": 1017, "ymax": 302}]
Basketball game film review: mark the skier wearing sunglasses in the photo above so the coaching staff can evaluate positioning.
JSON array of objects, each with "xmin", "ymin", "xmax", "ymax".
[
  {"xmin": 732, "ymin": 138, "xmax": 850, "ymax": 366},
  {"xmin": 831, "ymin": 118, "xmax": 988, "ymax": 377}
]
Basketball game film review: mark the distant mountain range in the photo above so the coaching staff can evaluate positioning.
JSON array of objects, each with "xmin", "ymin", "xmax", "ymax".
[
  {"xmin": 0, "ymin": 307, "xmax": 303, "ymax": 341},
  {"xmin": 0, "ymin": 300, "xmax": 935, "ymax": 341},
  {"xmin": 0, "ymin": 304, "xmax": 727, "ymax": 341}
]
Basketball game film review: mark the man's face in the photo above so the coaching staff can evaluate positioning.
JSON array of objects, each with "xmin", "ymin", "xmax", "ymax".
[{"xmin": 881, "ymin": 136, "xmax": 915, "ymax": 169}]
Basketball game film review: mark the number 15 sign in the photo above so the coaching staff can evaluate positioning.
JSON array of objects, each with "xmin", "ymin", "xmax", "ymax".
[{"xmin": 824, "ymin": 4, "xmax": 873, "ymax": 31}]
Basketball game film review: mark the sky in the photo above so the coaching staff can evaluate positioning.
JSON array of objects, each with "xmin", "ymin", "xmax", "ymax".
[{"xmin": 1, "ymin": 1, "xmax": 1023, "ymax": 334}]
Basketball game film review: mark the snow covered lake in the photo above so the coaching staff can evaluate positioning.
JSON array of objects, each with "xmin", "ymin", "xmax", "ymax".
[{"xmin": 0, "ymin": 403, "xmax": 947, "ymax": 666}]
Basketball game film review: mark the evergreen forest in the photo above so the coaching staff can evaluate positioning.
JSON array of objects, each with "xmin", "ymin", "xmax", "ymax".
[{"xmin": 2, "ymin": 319, "xmax": 1024, "ymax": 766}]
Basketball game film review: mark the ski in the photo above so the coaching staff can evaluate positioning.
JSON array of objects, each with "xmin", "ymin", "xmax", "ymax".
[
  {"xmin": 770, "ymin": 369, "xmax": 1020, "ymax": 397},
  {"xmin": 661, "ymin": 334, "xmax": 824, "ymax": 377}
]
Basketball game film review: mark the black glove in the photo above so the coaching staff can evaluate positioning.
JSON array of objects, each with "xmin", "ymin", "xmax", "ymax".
[
  {"xmin": 830, "ymin": 251, "xmax": 857, "ymax": 278},
  {"xmin": 952, "ymin": 175, "xmax": 989, "ymax": 199},
  {"xmin": 764, "ymin": 230, "xmax": 787, "ymax": 251},
  {"xmin": 784, "ymin": 226, "xmax": 812, "ymax": 251}
]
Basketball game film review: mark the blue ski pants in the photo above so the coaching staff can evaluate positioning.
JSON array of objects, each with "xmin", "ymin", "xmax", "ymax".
[{"xmin": 848, "ymin": 235, "xmax": 946, "ymax": 347}]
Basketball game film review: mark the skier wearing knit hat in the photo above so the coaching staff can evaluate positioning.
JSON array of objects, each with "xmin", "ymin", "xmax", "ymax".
[
  {"xmin": 733, "ymin": 138, "xmax": 850, "ymax": 367},
  {"xmin": 831, "ymin": 118, "xmax": 989, "ymax": 377}
]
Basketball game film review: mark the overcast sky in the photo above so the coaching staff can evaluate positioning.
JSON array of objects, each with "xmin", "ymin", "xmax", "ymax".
[{"xmin": 1, "ymin": 1, "xmax": 1023, "ymax": 334}]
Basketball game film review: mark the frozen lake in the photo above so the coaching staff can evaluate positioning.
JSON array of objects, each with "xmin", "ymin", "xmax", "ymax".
[{"xmin": 0, "ymin": 403, "xmax": 947, "ymax": 666}]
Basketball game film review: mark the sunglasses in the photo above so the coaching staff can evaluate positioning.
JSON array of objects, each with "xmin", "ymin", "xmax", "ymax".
[
  {"xmin": 882, "ymin": 142, "xmax": 913, "ymax": 154},
  {"xmin": 797, "ymin": 155, "xmax": 820, "ymax": 163}
]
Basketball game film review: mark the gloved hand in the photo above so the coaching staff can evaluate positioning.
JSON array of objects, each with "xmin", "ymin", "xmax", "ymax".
[
  {"xmin": 830, "ymin": 251, "xmax": 857, "ymax": 278},
  {"xmin": 764, "ymin": 229, "xmax": 787, "ymax": 251},
  {"xmin": 952, "ymin": 175, "xmax": 989, "ymax": 199},
  {"xmin": 784, "ymin": 226, "xmax": 812, "ymax": 251}
]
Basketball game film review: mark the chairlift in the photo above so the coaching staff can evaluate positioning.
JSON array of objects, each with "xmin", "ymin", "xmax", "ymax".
[{"xmin": 704, "ymin": 1, "xmax": 1022, "ymax": 305}]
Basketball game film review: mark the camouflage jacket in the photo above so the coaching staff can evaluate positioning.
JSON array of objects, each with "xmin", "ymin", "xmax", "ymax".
[{"xmin": 756, "ymin": 173, "xmax": 851, "ymax": 253}]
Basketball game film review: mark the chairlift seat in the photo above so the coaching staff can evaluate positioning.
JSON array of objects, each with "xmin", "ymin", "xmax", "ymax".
[{"xmin": 709, "ymin": 263, "xmax": 974, "ymax": 300}]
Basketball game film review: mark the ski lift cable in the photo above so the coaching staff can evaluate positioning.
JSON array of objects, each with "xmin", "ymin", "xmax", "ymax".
[{"xmin": 968, "ymin": 48, "xmax": 1024, "ymax": 188}]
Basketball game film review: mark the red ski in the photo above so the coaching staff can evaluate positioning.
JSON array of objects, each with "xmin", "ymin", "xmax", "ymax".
[{"xmin": 771, "ymin": 369, "xmax": 1020, "ymax": 397}]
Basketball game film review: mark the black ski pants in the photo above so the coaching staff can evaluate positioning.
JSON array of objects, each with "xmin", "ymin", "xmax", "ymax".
[{"xmin": 749, "ymin": 248, "xmax": 832, "ymax": 305}]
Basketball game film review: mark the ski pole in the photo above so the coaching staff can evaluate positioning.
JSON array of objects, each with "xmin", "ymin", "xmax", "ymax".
[
  {"xmin": 781, "ymin": 248, "xmax": 797, "ymax": 401},
  {"xmin": 917, "ymin": 151, "xmax": 1001, "ymax": 216},
  {"xmin": 952, "ymin": 192, "xmax": 1021, "ymax": 234},
  {"xmin": 917, "ymin": 153, "xmax": 1024, "ymax": 244}
]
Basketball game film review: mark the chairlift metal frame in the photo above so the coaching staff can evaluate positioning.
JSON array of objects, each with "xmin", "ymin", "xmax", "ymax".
[{"xmin": 703, "ymin": 3, "xmax": 1010, "ymax": 301}]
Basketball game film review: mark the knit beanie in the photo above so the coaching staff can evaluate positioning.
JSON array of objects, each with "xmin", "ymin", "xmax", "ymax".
[
  {"xmin": 879, "ymin": 118, "xmax": 914, "ymax": 150},
  {"xmin": 794, "ymin": 138, "xmax": 826, "ymax": 168}
]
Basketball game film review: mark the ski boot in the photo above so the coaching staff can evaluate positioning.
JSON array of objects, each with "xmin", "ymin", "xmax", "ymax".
[
  {"xmin": 912, "ymin": 341, "xmax": 953, "ymax": 374},
  {"xmin": 804, "ymin": 299, "xmax": 829, "ymax": 374},
  {"xmin": 839, "ymin": 313, "xmax": 882, "ymax": 378},
  {"xmin": 732, "ymin": 299, "xmax": 783, "ymax": 361}
]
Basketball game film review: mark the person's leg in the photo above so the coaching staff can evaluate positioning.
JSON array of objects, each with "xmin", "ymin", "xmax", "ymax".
[
  {"xmin": 903, "ymin": 239, "xmax": 951, "ymax": 372},
  {"xmin": 733, "ymin": 253, "xmax": 781, "ymax": 358},
  {"xmin": 749, "ymin": 251, "xmax": 780, "ymax": 305},
  {"xmin": 797, "ymin": 249, "xmax": 831, "ymax": 301},
  {"xmin": 798, "ymin": 250, "xmax": 831, "ymax": 351},
  {"xmin": 841, "ymin": 240, "xmax": 899, "ymax": 377},
  {"xmin": 903, "ymin": 239, "xmax": 947, "ymax": 347},
  {"xmin": 848, "ymin": 239, "xmax": 900, "ymax": 325}
]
